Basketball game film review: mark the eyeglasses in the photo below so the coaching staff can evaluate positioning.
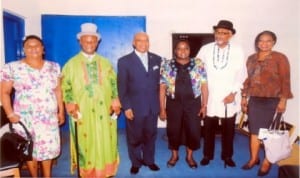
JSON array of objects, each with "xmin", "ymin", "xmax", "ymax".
[{"xmin": 215, "ymin": 31, "xmax": 230, "ymax": 35}]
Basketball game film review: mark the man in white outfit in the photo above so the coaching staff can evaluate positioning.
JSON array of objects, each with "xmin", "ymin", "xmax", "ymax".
[{"xmin": 196, "ymin": 20, "xmax": 246, "ymax": 167}]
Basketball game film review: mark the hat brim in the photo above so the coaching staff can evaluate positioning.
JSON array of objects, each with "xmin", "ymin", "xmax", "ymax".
[
  {"xmin": 213, "ymin": 26, "xmax": 236, "ymax": 34},
  {"xmin": 77, "ymin": 32, "xmax": 101, "ymax": 40}
]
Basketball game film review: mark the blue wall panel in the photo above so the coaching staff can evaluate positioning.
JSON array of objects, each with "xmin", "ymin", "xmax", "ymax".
[{"xmin": 42, "ymin": 15, "xmax": 146, "ymax": 130}]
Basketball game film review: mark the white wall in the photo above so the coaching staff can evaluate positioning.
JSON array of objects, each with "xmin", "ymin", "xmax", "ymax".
[{"xmin": 1, "ymin": 0, "xmax": 299, "ymax": 138}]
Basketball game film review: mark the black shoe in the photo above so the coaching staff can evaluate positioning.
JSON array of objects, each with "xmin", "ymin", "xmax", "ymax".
[
  {"xmin": 130, "ymin": 166, "xmax": 140, "ymax": 175},
  {"xmin": 200, "ymin": 157, "xmax": 210, "ymax": 166},
  {"xmin": 257, "ymin": 164, "xmax": 272, "ymax": 176},
  {"xmin": 148, "ymin": 164, "xmax": 160, "ymax": 171},
  {"xmin": 185, "ymin": 158, "xmax": 198, "ymax": 169},
  {"xmin": 167, "ymin": 157, "xmax": 179, "ymax": 168},
  {"xmin": 241, "ymin": 159, "xmax": 260, "ymax": 170},
  {"xmin": 224, "ymin": 158, "xmax": 236, "ymax": 168}
]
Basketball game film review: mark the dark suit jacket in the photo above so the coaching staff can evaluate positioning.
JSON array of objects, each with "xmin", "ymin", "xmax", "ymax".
[{"xmin": 117, "ymin": 51, "xmax": 161, "ymax": 117}]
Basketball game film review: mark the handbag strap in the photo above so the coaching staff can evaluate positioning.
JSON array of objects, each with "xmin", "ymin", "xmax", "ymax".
[
  {"xmin": 269, "ymin": 112, "xmax": 286, "ymax": 131},
  {"xmin": 9, "ymin": 121, "xmax": 32, "ymax": 140}
]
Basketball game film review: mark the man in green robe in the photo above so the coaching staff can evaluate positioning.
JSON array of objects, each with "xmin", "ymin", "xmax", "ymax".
[{"xmin": 62, "ymin": 22, "xmax": 121, "ymax": 177}]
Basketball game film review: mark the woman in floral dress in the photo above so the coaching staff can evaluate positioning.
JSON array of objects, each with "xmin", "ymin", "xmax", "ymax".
[{"xmin": 0, "ymin": 35, "xmax": 65, "ymax": 177}]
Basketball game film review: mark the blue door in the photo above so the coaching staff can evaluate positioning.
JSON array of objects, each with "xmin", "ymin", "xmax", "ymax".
[{"xmin": 3, "ymin": 11, "xmax": 25, "ymax": 62}]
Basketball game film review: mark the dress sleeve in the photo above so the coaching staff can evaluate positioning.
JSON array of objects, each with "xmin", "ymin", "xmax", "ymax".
[
  {"xmin": 54, "ymin": 62, "xmax": 62, "ymax": 79},
  {"xmin": 278, "ymin": 54, "xmax": 293, "ymax": 99},
  {"xmin": 0, "ymin": 63, "xmax": 13, "ymax": 82},
  {"xmin": 241, "ymin": 56, "xmax": 253, "ymax": 96}
]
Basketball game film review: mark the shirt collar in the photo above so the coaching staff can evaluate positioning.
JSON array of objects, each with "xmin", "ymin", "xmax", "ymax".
[{"xmin": 134, "ymin": 49, "xmax": 148, "ymax": 58}]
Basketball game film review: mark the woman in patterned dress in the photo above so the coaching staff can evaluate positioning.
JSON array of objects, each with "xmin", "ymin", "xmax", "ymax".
[{"xmin": 0, "ymin": 35, "xmax": 65, "ymax": 177}]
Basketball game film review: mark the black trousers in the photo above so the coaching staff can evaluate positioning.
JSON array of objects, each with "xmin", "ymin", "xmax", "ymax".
[
  {"xmin": 202, "ymin": 115, "xmax": 236, "ymax": 160},
  {"xmin": 166, "ymin": 97, "xmax": 201, "ymax": 150}
]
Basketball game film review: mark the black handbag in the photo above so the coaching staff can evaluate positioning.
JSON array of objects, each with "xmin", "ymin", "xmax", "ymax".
[{"xmin": 1, "ymin": 121, "xmax": 33, "ymax": 163}]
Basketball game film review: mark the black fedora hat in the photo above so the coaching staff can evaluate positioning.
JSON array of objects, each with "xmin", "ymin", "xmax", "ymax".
[{"xmin": 213, "ymin": 20, "xmax": 236, "ymax": 34}]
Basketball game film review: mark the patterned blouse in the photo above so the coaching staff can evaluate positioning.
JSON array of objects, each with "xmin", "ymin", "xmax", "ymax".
[
  {"xmin": 160, "ymin": 58, "xmax": 207, "ymax": 99},
  {"xmin": 242, "ymin": 51, "xmax": 293, "ymax": 98}
]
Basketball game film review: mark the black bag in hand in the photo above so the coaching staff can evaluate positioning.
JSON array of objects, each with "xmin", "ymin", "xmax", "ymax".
[{"xmin": 1, "ymin": 121, "xmax": 33, "ymax": 163}]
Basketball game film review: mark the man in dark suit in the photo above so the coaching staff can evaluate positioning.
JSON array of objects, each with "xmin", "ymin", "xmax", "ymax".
[{"xmin": 117, "ymin": 32, "xmax": 162, "ymax": 175}]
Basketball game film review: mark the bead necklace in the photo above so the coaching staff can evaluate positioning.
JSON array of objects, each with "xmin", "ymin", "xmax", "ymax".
[{"xmin": 213, "ymin": 43, "xmax": 230, "ymax": 70}]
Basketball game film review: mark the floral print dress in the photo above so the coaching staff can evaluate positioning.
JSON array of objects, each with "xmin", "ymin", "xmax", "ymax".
[{"xmin": 0, "ymin": 60, "xmax": 61, "ymax": 161}]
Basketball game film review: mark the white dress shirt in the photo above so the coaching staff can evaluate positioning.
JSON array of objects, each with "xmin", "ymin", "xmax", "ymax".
[{"xmin": 135, "ymin": 50, "xmax": 148, "ymax": 71}]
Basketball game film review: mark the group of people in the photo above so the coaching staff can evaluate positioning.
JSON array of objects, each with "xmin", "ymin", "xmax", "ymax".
[{"xmin": 0, "ymin": 19, "xmax": 293, "ymax": 177}]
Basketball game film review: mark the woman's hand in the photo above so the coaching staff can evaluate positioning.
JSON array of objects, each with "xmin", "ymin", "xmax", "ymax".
[
  {"xmin": 198, "ymin": 106, "xmax": 207, "ymax": 119},
  {"xmin": 1, "ymin": 81, "xmax": 19, "ymax": 123},
  {"xmin": 159, "ymin": 109, "xmax": 167, "ymax": 121},
  {"xmin": 241, "ymin": 97, "xmax": 248, "ymax": 113},
  {"xmin": 57, "ymin": 112, "xmax": 65, "ymax": 125},
  {"xmin": 277, "ymin": 98, "xmax": 287, "ymax": 113},
  {"xmin": 8, "ymin": 113, "xmax": 21, "ymax": 123}
]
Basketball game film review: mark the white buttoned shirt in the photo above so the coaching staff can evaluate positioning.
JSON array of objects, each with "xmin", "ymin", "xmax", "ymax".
[
  {"xmin": 135, "ymin": 50, "xmax": 148, "ymax": 71},
  {"xmin": 196, "ymin": 42, "xmax": 247, "ymax": 118}
]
